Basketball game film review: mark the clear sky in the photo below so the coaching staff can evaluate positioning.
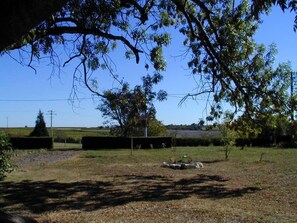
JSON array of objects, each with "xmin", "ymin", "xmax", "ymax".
[{"xmin": 0, "ymin": 6, "xmax": 296, "ymax": 128}]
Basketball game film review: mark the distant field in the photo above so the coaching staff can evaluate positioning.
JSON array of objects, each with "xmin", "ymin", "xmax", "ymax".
[
  {"xmin": 0, "ymin": 127, "xmax": 110, "ymax": 140},
  {"xmin": 0, "ymin": 127, "xmax": 34, "ymax": 136},
  {"xmin": 1, "ymin": 127, "xmax": 220, "ymax": 139}
]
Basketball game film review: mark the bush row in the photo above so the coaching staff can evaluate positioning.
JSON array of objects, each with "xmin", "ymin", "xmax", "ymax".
[
  {"xmin": 174, "ymin": 137, "xmax": 223, "ymax": 147},
  {"xmin": 8, "ymin": 135, "xmax": 294, "ymax": 150},
  {"xmin": 236, "ymin": 135, "xmax": 294, "ymax": 148},
  {"xmin": 9, "ymin": 137, "xmax": 53, "ymax": 149},
  {"xmin": 174, "ymin": 136, "xmax": 295, "ymax": 148},
  {"xmin": 82, "ymin": 136, "xmax": 172, "ymax": 149}
]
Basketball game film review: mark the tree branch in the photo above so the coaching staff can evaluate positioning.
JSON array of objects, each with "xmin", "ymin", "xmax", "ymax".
[{"xmin": 36, "ymin": 26, "xmax": 143, "ymax": 64}]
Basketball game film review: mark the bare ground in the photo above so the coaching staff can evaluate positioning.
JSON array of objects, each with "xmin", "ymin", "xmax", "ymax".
[{"xmin": 12, "ymin": 150, "xmax": 82, "ymax": 167}]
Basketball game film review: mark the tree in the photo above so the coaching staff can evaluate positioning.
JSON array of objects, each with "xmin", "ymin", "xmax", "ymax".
[
  {"xmin": 219, "ymin": 114, "xmax": 237, "ymax": 160},
  {"xmin": 30, "ymin": 110, "xmax": 50, "ymax": 137},
  {"xmin": 0, "ymin": 131, "xmax": 14, "ymax": 180},
  {"xmin": 229, "ymin": 57, "xmax": 293, "ymax": 147},
  {"xmin": 0, "ymin": 0, "xmax": 67, "ymax": 51},
  {"xmin": 98, "ymin": 73, "xmax": 167, "ymax": 137},
  {"xmin": 147, "ymin": 118, "xmax": 167, "ymax": 136},
  {"xmin": 2, "ymin": 1, "xmax": 297, "ymax": 51},
  {"xmin": 2, "ymin": 0, "xmax": 297, "ymax": 127}
]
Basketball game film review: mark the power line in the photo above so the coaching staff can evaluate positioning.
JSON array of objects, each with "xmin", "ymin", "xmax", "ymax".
[{"xmin": 0, "ymin": 93, "xmax": 212, "ymax": 102}]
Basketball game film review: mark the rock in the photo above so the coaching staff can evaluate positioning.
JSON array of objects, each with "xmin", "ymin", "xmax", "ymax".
[{"xmin": 162, "ymin": 161, "xmax": 204, "ymax": 169}]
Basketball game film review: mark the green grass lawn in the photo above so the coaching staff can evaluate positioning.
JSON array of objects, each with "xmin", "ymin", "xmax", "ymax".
[{"xmin": 1, "ymin": 146, "xmax": 296, "ymax": 222}]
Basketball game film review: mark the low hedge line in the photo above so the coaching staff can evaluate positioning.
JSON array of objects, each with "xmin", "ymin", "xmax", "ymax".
[
  {"xmin": 174, "ymin": 137, "xmax": 223, "ymax": 147},
  {"xmin": 236, "ymin": 135, "xmax": 294, "ymax": 148},
  {"xmin": 10, "ymin": 137, "xmax": 53, "ymax": 149},
  {"xmin": 82, "ymin": 136, "xmax": 172, "ymax": 149},
  {"xmin": 175, "ymin": 136, "xmax": 295, "ymax": 148}
]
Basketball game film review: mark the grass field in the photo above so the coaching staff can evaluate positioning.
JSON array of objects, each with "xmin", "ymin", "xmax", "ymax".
[
  {"xmin": 0, "ymin": 146, "xmax": 296, "ymax": 222},
  {"xmin": 0, "ymin": 127, "xmax": 110, "ymax": 140}
]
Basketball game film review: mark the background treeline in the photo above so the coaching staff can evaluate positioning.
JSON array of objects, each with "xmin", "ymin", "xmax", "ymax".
[{"xmin": 166, "ymin": 123, "xmax": 205, "ymax": 131}]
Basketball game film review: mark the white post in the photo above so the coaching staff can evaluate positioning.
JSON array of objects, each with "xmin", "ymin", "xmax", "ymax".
[
  {"xmin": 131, "ymin": 137, "xmax": 134, "ymax": 156},
  {"xmin": 144, "ymin": 117, "xmax": 148, "ymax": 137}
]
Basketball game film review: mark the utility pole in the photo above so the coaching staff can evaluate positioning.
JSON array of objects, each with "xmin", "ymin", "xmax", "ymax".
[{"xmin": 47, "ymin": 110, "xmax": 56, "ymax": 137}]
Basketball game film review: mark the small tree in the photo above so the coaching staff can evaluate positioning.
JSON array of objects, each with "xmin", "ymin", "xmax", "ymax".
[
  {"xmin": 0, "ymin": 131, "xmax": 14, "ymax": 180},
  {"xmin": 30, "ymin": 110, "xmax": 49, "ymax": 137},
  {"xmin": 220, "ymin": 112, "xmax": 237, "ymax": 160}
]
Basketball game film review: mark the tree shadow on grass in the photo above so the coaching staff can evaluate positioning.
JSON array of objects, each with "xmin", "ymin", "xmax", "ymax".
[{"xmin": 0, "ymin": 174, "xmax": 260, "ymax": 214}]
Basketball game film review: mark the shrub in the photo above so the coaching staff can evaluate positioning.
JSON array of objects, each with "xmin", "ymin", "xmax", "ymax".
[
  {"xmin": 0, "ymin": 131, "xmax": 14, "ymax": 179},
  {"xmin": 82, "ymin": 136, "xmax": 172, "ymax": 149},
  {"xmin": 10, "ymin": 137, "xmax": 53, "ymax": 149},
  {"xmin": 175, "ymin": 137, "xmax": 213, "ymax": 147}
]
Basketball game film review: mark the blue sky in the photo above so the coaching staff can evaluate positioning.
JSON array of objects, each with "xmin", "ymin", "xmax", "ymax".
[{"xmin": 0, "ymin": 6, "xmax": 297, "ymax": 128}]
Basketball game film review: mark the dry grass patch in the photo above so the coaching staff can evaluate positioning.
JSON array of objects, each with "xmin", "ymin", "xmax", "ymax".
[{"xmin": 1, "ymin": 147, "xmax": 296, "ymax": 222}]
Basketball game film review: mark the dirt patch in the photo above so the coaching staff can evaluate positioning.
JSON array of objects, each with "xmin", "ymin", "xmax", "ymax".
[{"xmin": 12, "ymin": 150, "xmax": 82, "ymax": 167}]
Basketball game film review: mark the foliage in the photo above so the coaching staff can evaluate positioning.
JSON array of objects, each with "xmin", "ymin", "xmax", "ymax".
[
  {"xmin": 220, "ymin": 112, "xmax": 237, "ymax": 160},
  {"xmin": 2, "ymin": 0, "xmax": 297, "ymax": 133},
  {"xmin": 0, "ymin": 131, "xmax": 14, "ymax": 179},
  {"xmin": 230, "ymin": 59, "xmax": 293, "ymax": 144},
  {"xmin": 29, "ymin": 110, "xmax": 49, "ymax": 137},
  {"xmin": 166, "ymin": 122, "xmax": 204, "ymax": 131},
  {"xmin": 98, "ymin": 73, "xmax": 167, "ymax": 137},
  {"xmin": 181, "ymin": 0, "xmax": 293, "ymax": 122},
  {"xmin": 147, "ymin": 119, "xmax": 167, "ymax": 137},
  {"xmin": 10, "ymin": 137, "xmax": 53, "ymax": 150},
  {"xmin": 82, "ymin": 136, "xmax": 172, "ymax": 149},
  {"xmin": 175, "ymin": 137, "xmax": 223, "ymax": 147}
]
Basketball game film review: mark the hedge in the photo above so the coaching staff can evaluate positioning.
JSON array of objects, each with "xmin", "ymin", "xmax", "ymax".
[
  {"xmin": 82, "ymin": 136, "xmax": 172, "ymax": 149},
  {"xmin": 10, "ymin": 137, "xmax": 53, "ymax": 149},
  {"xmin": 174, "ymin": 137, "xmax": 223, "ymax": 147}
]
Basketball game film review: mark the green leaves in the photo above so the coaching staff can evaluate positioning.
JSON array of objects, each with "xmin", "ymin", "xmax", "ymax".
[
  {"xmin": 98, "ymin": 73, "xmax": 167, "ymax": 137},
  {"xmin": 150, "ymin": 46, "xmax": 166, "ymax": 71},
  {"xmin": 0, "ymin": 131, "xmax": 14, "ymax": 180},
  {"xmin": 3, "ymin": 0, "xmax": 296, "ymax": 130}
]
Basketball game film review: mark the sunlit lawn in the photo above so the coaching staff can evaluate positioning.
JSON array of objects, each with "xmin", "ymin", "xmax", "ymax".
[{"xmin": 1, "ymin": 146, "xmax": 296, "ymax": 222}]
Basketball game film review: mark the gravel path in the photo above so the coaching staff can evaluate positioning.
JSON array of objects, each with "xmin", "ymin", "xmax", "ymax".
[{"xmin": 12, "ymin": 150, "xmax": 82, "ymax": 167}]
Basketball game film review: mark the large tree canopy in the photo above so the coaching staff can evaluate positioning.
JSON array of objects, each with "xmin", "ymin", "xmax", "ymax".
[{"xmin": 1, "ymin": 0, "xmax": 297, "ymax": 123}]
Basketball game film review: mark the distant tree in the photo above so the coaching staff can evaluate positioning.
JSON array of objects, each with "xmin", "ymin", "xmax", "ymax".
[
  {"xmin": 30, "ymin": 110, "xmax": 49, "ymax": 137},
  {"xmin": 147, "ymin": 119, "xmax": 167, "ymax": 136},
  {"xmin": 98, "ymin": 73, "xmax": 167, "ymax": 137}
]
